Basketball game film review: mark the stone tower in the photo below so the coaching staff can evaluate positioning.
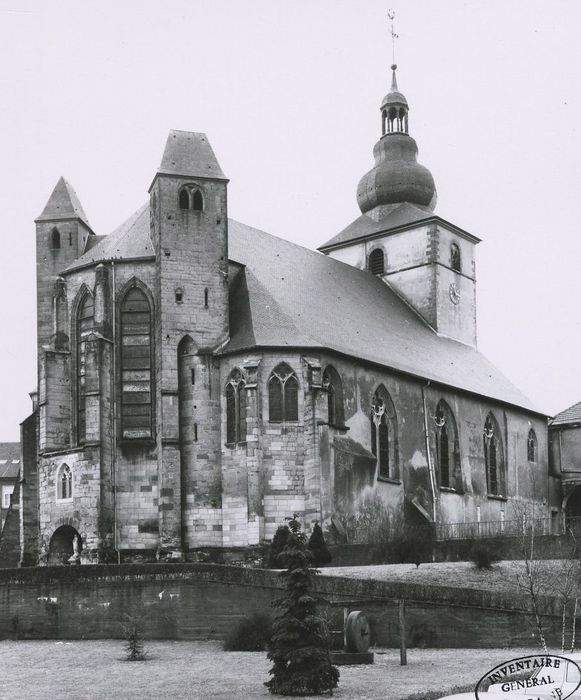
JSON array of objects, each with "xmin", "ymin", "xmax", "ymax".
[
  {"xmin": 35, "ymin": 178, "xmax": 95, "ymax": 450},
  {"xmin": 148, "ymin": 131, "xmax": 230, "ymax": 555},
  {"xmin": 322, "ymin": 65, "xmax": 479, "ymax": 347}
]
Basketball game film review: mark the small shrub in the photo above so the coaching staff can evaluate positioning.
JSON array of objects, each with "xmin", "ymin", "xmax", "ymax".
[
  {"xmin": 307, "ymin": 522, "xmax": 332, "ymax": 566},
  {"xmin": 223, "ymin": 612, "xmax": 273, "ymax": 651},
  {"xmin": 268, "ymin": 525, "xmax": 290, "ymax": 568},
  {"xmin": 121, "ymin": 608, "xmax": 147, "ymax": 661},
  {"xmin": 470, "ymin": 543, "xmax": 500, "ymax": 570}
]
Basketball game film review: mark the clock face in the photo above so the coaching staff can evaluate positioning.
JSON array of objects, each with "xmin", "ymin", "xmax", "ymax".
[{"xmin": 449, "ymin": 282, "xmax": 461, "ymax": 305}]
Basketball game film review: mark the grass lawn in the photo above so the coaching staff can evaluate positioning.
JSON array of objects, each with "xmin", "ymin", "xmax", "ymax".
[
  {"xmin": 321, "ymin": 560, "xmax": 579, "ymax": 596},
  {"xmin": 0, "ymin": 639, "xmax": 541, "ymax": 699}
]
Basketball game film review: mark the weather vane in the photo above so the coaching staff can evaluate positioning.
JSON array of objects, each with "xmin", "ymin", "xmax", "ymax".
[{"xmin": 387, "ymin": 9, "xmax": 399, "ymax": 66}]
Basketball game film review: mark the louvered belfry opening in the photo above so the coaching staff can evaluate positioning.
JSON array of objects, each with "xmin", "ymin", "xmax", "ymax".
[
  {"xmin": 120, "ymin": 287, "xmax": 153, "ymax": 439},
  {"xmin": 369, "ymin": 248, "xmax": 385, "ymax": 275}
]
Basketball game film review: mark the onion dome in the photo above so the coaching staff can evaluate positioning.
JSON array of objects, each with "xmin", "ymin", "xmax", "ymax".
[{"xmin": 357, "ymin": 65, "xmax": 436, "ymax": 215}]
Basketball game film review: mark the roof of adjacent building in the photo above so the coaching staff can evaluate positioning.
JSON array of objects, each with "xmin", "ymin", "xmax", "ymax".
[
  {"xmin": 36, "ymin": 177, "xmax": 92, "ymax": 229},
  {"xmin": 551, "ymin": 402, "xmax": 581, "ymax": 426},
  {"xmin": 61, "ymin": 201, "xmax": 539, "ymax": 415},
  {"xmin": 0, "ymin": 443, "xmax": 20, "ymax": 479},
  {"xmin": 155, "ymin": 130, "xmax": 227, "ymax": 181}
]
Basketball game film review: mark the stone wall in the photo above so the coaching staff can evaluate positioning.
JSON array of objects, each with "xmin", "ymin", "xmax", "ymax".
[{"xmin": 0, "ymin": 564, "xmax": 567, "ymax": 649}]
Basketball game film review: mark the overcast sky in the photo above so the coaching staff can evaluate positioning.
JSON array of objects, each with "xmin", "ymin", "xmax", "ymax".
[{"xmin": 0, "ymin": 0, "xmax": 579, "ymax": 441}]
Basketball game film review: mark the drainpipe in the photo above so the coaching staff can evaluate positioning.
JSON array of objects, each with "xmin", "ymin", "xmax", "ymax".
[
  {"xmin": 111, "ymin": 261, "xmax": 120, "ymax": 564},
  {"xmin": 421, "ymin": 380, "xmax": 438, "ymax": 524}
]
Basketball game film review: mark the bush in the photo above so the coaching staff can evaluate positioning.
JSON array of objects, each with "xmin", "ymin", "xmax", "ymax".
[
  {"xmin": 121, "ymin": 607, "xmax": 147, "ymax": 661},
  {"xmin": 266, "ymin": 513, "xmax": 339, "ymax": 696},
  {"xmin": 470, "ymin": 543, "xmax": 500, "ymax": 570},
  {"xmin": 307, "ymin": 522, "xmax": 332, "ymax": 566},
  {"xmin": 268, "ymin": 525, "xmax": 290, "ymax": 568},
  {"xmin": 223, "ymin": 612, "xmax": 273, "ymax": 651}
]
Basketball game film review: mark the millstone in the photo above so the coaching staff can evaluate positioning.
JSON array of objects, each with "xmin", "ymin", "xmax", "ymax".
[{"xmin": 344, "ymin": 610, "xmax": 370, "ymax": 653}]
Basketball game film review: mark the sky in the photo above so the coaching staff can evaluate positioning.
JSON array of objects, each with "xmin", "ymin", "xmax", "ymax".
[{"xmin": 0, "ymin": 0, "xmax": 580, "ymax": 441}]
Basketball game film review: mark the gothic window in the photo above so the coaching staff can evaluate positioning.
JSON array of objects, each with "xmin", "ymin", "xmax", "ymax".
[
  {"xmin": 433, "ymin": 400, "xmax": 461, "ymax": 490},
  {"xmin": 323, "ymin": 365, "xmax": 345, "ymax": 427},
  {"xmin": 225, "ymin": 369, "xmax": 247, "ymax": 444},
  {"xmin": 77, "ymin": 293, "xmax": 94, "ymax": 443},
  {"xmin": 269, "ymin": 363, "xmax": 299, "ymax": 422},
  {"xmin": 179, "ymin": 188, "xmax": 190, "ymax": 209},
  {"xmin": 450, "ymin": 243, "xmax": 461, "ymax": 273},
  {"xmin": 50, "ymin": 228, "xmax": 61, "ymax": 249},
  {"xmin": 57, "ymin": 464, "xmax": 72, "ymax": 500},
  {"xmin": 527, "ymin": 429, "xmax": 538, "ymax": 463},
  {"xmin": 192, "ymin": 189, "xmax": 203, "ymax": 211},
  {"xmin": 483, "ymin": 413, "xmax": 505, "ymax": 496},
  {"xmin": 120, "ymin": 286, "xmax": 153, "ymax": 439},
  {"xmin": 370, "ymin": 386, "xmax": 398, "ymax": 480},
  {"xmin": 369, "ymin": 248, "xmax": 385, "ymax": 276}
]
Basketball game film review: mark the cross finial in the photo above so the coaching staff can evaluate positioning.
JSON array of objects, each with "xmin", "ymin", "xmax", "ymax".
[{"xmin": 387, "ymin": 9, "xmax": 398, "ymax": 66}]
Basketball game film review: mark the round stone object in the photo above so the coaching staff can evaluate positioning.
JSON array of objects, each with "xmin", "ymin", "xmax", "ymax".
[{"xmin": 345, "ymin": 611, "xmax": 370, "ymax": 653}]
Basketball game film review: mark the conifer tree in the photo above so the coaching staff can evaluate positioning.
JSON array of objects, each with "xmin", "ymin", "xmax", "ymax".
[
  {"xmin": 307, "ymin": 521, "xmax": 332, "ymax": 566},
  {"xmin": 268, "ymin": 524, "xmax": 290, "ymax": 568},
  {"xmin": 265, "ymin": 514, "xmax": 339, "ymax": 696}
]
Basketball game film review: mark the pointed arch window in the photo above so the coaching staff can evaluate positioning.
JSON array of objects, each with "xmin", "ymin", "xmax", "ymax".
[
  {"xmin": 50, "ymin": 228, "xmax": 61, "ymax": 250},
  {"xmin": 120, "ymin": 286, "xmax": 153, "ymax": 439},
  {"xmin": 323, "ymin": 365, "xmax": 345, "ymax": 428},
  {"xmin": 269, "ymin": 363, "xmax": 299, "ymax": 422},
  {"xmin": 57, "ymin": 464, "xmax": 72, "ymax": 501},
  {"xmin": 225, "ymin": 369, "xmax": 247, "ymax": 444},
  {"xmin": 450, "ymin": 243, "xmax": 461, "ymax": 273},
  {"xmin": 77, "ymin": 293, "xmax": 94, "ymax": 443},
  {"xmin": 179, "ymin": 188, "xmax": 190, "ymax": 209},
  {"xmin": 527, "ymin": 429, "xmax": 538, "ymax": 463},
  {"xmin": 433, "ymin": 400, "xmax": 462, "ymax": 490},
  {"xmin": 369, "ymin": 248, "xmax": 385, "ymax": 276},
  {"xmin": 370, "ymin": 386, "xmax": 399, "ymax": 480},
  {"xmin": 484, "ymin": 413, "xmax": 506, "ymax": 496}
]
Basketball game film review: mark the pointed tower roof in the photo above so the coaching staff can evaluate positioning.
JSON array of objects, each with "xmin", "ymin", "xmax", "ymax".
[
  {"xmin": 155, "ymin": 130, "xmax": 227, "ymax": 182},
  {"xmin": 36, "ymin": 177, "xmax": 91, "ymax": 228}
]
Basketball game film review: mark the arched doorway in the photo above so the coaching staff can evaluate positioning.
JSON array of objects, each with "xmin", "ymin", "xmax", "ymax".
[{"xmin": 48, "ymin": 525, "xmax": 83, "ymax": 565}]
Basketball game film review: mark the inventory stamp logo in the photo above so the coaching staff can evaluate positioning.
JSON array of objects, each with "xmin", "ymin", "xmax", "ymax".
[{"xmin": 475, "ymin": 654, "xmax": 581, "ymax": 699}]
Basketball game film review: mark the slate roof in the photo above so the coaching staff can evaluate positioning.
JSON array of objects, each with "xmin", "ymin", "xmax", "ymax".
[
  {"xmin": 0, "ymin": 443, "xmax": 20, "ymax": 480},
  {"xmin": 551, "ymin": 402, "xmax": 581, "ymax": 426},
  {"xmin": 64, "ymin": 203, "xmax": 152, "ymax": 272},
  {"xmin": 36, "ymin": 177, "xmax": 92, "ymax": 229},
  {"xmin": 318, "ymin": 203, "xmax": 480, "ymax": 251},
  {"xmin": 156, "ymin": 130, "xmax": 227, "ymax": 181},
  {"xmin": 61, "ymin": 203, "xmax": 539, "ymax": 414},
  {"xmin": 226, "ymin": 219, "xmax": 539, "ymax": 414}
]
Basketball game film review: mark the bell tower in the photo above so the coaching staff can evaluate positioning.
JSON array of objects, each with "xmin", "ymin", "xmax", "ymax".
[{"xmin": 149, "ymin": 131, "xmax": 230, "ymax": 554}]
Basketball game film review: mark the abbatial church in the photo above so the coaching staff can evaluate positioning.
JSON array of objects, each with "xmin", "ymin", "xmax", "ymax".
[{"xmin": 19, "ymin": 66, "xmax": 561, "ymax": 565}]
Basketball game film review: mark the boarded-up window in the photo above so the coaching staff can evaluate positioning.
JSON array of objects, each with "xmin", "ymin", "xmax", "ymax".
[
  {"xmin": 269, "ymin": 363, "xmax": 299, "ymax": 422},
  {"xmin": 120, "ymin": 287, "xmax": 152, "ymax": 439},
  {"xmin": 77, "ymin": 293, "xmax": 94, "ymax": 443}
]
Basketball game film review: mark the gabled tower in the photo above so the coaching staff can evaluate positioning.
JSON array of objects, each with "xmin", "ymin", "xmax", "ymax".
[
  {"xmin": 149, "ymin": 131, "xmax": 229, "ymax": 554},
  {"xmin": 320, "ymin": 65, "xmax": 479, "ymax": 347},
  {"xmin": 35, "ymin": 178, "xmax": 94, "ymax": 450}
]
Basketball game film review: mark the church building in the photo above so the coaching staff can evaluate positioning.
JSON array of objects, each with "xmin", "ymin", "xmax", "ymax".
[{"xmin": 19, "ymin": 64, "xmax": 558, "ymax": 565}]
